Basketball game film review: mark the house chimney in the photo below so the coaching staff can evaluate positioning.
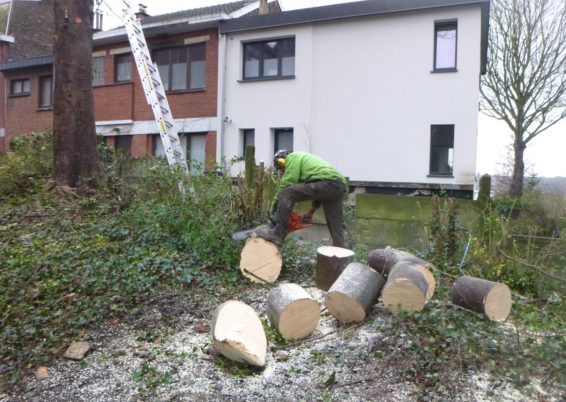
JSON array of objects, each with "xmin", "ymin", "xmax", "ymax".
[
  {"xmin": 135, "ymin": 4, "xmax": 149, "ymax": 20},
  {"xmin": 93, "ymin": 10, "xmax": 104, "ymax": 32},
  {"xmin": 258, "ymin": 0, "xmax": 268, "ymax": 15}
]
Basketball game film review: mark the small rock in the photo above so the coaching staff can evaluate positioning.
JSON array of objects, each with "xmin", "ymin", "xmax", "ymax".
[
  {"xmin": 133, "ymin": 350, "xmax": 148, "ymax": 358},
  {"xmin": 194, "ymin": 322, "xmax": 209, "ymax": 333},
  {"xmin": 63, "ymin": 341, "xmax": 90, "ymax": 360},
  {"xmin": 35, "ymin": 366, "xmax": 49, "ymax": 380},
  {"xmin": 274, "ymin": 351, "xmax": 289, "ymax": 362}
]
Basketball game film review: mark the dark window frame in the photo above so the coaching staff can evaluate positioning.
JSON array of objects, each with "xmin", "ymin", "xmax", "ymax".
[
  {"xmin": 115, "ymin": 135, "xmax": 132, "ymax": 157},
  {"xmin": 114, "ymin": 53, "xmax": 132, "ymax": 83},
  {"xmin": 433, "ymin": 20, "xmax": 458, "ymax": 72},
  {"xmin": 429, "ymin": 124, "xmax": 455, "ymax": 177},
  {"xmin": 153, "ymin": 42, "xmax": 206, "ymax": 92},
  {"xmin": 10, "ymin": 78, "xmax": 30, "ymax": 96},
  {"xmin": 273, "ymin": 128, "xmax": 294, "ymax": 153},
  {"xmin": 38, "ymin": 75, "xmax": 53, "ymax": 109},
  {"xmin": 242, "ymin": 37, "xmax": 295, "ymax": 81}
]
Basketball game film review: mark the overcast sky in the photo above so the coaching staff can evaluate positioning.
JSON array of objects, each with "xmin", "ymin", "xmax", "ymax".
[{"xmin": 99, "ymin": 0, "xmax": 566, "ymax": 178}]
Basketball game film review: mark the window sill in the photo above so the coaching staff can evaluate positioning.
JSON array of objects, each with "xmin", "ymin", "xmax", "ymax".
[
  {"xmin": 238, "ymin": 75, "xmax": 295, "ymax": 83},
  {"xmin": 428, "ymin": 174, "xmax": 454, "ymax": 178},
  {"xmin": 37, "ymin": 106, "xmax": 53, "ymax": 112},
  {"xmin": 431, "ymin": 68, "xmax": 458, "ymax": 73},
  {"xmin": 9, "ymin": 93, "xmax": 30, "ymax": 98},
  {"xmin": 166, "ymin": 88, "xmax": 206, "ymax": 94}
]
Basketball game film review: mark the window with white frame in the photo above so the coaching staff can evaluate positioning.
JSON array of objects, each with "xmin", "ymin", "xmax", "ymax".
[
  {"xmin": 154, "ymin": 43, "xmax": 206, "ymax": 91},
  {"xmin": 243, "ymin": 37, "xmax": 295, "ymax": 80},
  {"xmin": 154, "ymin": 133, "xmax": 207, "ymax": 172},
  {"xmin": 92, "ymin": 56, "xmax": 105, "ymax": 85},
  {"xmin": 434, "ymin": 21, "xmax": 457, "ymax": 71},
  {"xmin": 430, "ymin": 125, "xmax": 454, "ymax": 175}
]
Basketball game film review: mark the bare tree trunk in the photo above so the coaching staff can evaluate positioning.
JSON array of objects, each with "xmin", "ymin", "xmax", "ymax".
[
  {"xmin": 509, "ymin": 139, "xmax": 526, "ymax": 197},
  {"xmin": 52, "ymin": 0, "xmax": 97, "ymax": 188}
]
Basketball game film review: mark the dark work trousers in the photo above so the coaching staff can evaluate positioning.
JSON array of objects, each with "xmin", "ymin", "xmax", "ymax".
[{"xmin": 273, "ymin": 180, "xmax": 345, "ymax": 247}]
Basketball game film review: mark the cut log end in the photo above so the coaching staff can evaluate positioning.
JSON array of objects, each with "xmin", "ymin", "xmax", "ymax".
[
  {"xmin": 315, "ymin": 245, "xmax": 355, "ymax": 291},
  {"xmin": 325, "ymin": 291, "xmax": 367, "ymax": 323},
  {"xmin": 267, "ymin": 283, "xmax": 320, "ymax": 340},
  {"xmin": 381, "ymin": 281, "xmax": 426, "ymax": 314},
  {"xmin": 240, "ymin": 237, "xmax": 282, "ymax": 283},
  {"xmin": 484, "ymin": 283, "xmax": 512, "ymax": 321},
  {"xmin": 211, "ymin": 300, "xmax": 267, "ymax": 366}
]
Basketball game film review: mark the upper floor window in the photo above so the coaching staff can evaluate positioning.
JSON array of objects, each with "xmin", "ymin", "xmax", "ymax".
[
  {"xmin": 434, "ymin": 21, "xmax": 457, "ymax": 71},
  {"xmin": 92, "ymin": 56, "xmax": 105, "ymax": 86},
  {"xmin": 430, "ymin": 124, "xmax": 454, "ymax": 176},
  {"xmin": 243, "ymin": 37, "xmax": 295, "ymax": 80},
  {"xmin": 115, "ymin": 53, "xmax": 131, "ymax": 82},
  {"xmin": 39, "ymin": 76, "xmax": 53, "ymax": 108},
  {"xmin": 10, "ymin": 78, "xmax": 30, "ymax": 96},
  {"xmin": 274, "ymin": 128, "xmax": 293, "ymax": 153},
  {"xmin": 154, "ymin": 43, "xmax": 206, "ymax": 91}
]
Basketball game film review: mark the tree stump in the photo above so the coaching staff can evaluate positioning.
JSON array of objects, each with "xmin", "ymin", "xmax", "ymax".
[
  {"xmin": 325, "ymin": 262, "xmax": 385, "ymax": 323},
  {"xmin": 239, "ymin": 237, "xmax": 282, "ymax": 283},
  {"xmin": 211, "ymin": 300, "xmax": 267, "ymax": 366},
  {"xmin": 381, "ymin": 261, "xmax": 434, "ymax": 314},
  {"xmin": 451, "ymin": 276, "xmax": 512, "ymax": 321},
  {"xmin": 367, "ymin": 246, "xmax": 434, "ymax": 276},
  {"xmin": 266, "ymin": 283, "xmax": 320, "ymax": 340},
  {"xmin": 315, "ymin": 246, "xmax": 356, "ymax": 291}
]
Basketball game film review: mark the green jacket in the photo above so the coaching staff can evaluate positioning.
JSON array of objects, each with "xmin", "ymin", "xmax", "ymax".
[{"xmin": 271, "ymin": 151, "xmax": 347, "ymax": 211}]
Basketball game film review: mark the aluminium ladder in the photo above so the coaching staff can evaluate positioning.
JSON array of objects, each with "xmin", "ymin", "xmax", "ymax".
[{"xmin": 121, "ymin": 0, "xmax": 189, "ymax": 173}]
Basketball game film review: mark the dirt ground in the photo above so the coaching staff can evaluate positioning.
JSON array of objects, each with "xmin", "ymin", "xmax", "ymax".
[{"xmin": 2, "ymin": 277, "xmax": 559, "ymax": 402}]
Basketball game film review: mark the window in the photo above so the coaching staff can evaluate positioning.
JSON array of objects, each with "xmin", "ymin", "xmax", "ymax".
[
  {"xmin": 434, "ymin": 21, "xmax": 457, "ymax": 71},
  {"xmin": 430, "ymin": 125, "xmax": 454, "ymax": 175},
  {"xmin": 242, "ymin": 129, "xmax": 255, "ymax": 156},
  {"xmin": 39, "ymin": 76, "xmax": 53, "ymax": 108},
  {"xmin": 243, "ymin": 38, "xmax": 295, "ymax": 80},
  {"xmin": 274, "ymin": 128, "xmax": 293, "ymax": 153},
  {"xmin": 114, "ymin": 53, "xmax": 131, "ymax": 82},
  {"xmin": 10, "ymin": 78, "xmax": 30, "ymax": 96},
  {"xmin": 92, "ymin": 56, "xmax": 105, "ymax": 86},
  {"xmin": 154, "ymin": 133, "xmax": 207, "ymax": 172},
  {"xmin": 115, "ymin": 135, "xmax": 132, "ymax": 156},
  {"xmin": 154, "ymin": 43, "xmax": 206, "ymax": 91}
]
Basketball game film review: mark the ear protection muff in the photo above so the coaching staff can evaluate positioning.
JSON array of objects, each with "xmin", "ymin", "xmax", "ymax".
[{"xmin": 277, "ymin": 158, "xmax": 286, "ymax": 169}]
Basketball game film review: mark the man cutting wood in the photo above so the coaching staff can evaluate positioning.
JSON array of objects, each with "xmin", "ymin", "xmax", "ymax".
[{"xmin": 255, "ymin": 150, "xmax": 347, "ymax": 248}]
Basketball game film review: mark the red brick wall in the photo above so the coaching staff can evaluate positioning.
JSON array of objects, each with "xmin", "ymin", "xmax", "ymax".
[
  {"xmin": 4, "ymin": 67, "xmax": 54, "ymax": 150},
  {"xmin": 205, "ymin": 131, "xmax": 217, "ymax": 170},
  {"xmin": 93, "ymin": 83, "xmax": 134, "ymax": 121}
]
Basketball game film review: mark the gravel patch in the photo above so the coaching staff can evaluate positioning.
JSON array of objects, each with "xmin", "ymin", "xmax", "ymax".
[{"xmin": 2, "ymin": 283, "xmax": 559, "ymax": 402}]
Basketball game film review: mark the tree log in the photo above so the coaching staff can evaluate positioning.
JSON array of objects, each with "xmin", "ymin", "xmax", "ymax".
[
  {"xmin": 239, "ymin": 237, "xmax": 282, "ymax": 283},
  {"xmin": 451, "ymin": 276, "xmax": 512, "ymax": 321},
  {"xmin": 315, "ymin": 246, "xmax": 356, "ymax": 291},
  {"xmin": 211, "ymin": 300, "xmax": 267, "ymax": 366},
  {"xmin": 325, "ymin": 262, "xmax": 385, "ymax": 323},
  {"xmin": 381, "ymin": 261, "xmax": 433, "ymax": 314},
  {"xmin": 266, "ymin": 283, "xmax": 320, "ymax": 340},
  {"xmin": 367, "ymin": 246, "xmax": 434, "ymax": 276}
]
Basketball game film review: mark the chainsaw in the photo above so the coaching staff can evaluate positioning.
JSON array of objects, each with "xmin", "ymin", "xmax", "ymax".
[{"xmin": 231, "ymin": 210, "xmax": 312, "ymax": 241}]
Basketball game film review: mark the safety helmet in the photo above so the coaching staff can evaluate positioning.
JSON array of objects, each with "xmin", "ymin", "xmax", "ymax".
[{"xmin": 273, "ymin": 149, "xmax": 290, "ymax": 172}]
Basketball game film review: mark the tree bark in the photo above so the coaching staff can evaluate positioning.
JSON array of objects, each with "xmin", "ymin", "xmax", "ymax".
[
  {"xmin": 266, "ymin": 283, "xmax": 320, "ymax": 340},
  {"xmin": 211, "ymin": 300, "xmax": 267, "ymax": 366},
  {"xmin": 367, "ymin": 247, "xmax": 434, "ymax": 277},
  {"xmin": 509, "ymin": 139, "xmax": 526, "ymax": 197},
  {"xmin": 239, "ymin": 237, "xmax": 282, "ymax": 283},
  {"xmin": 52, "ymin": 0, "xmax": 97, "ymax": 188},
  {"xmin": 451, "ymin": 276, "xmax": 512, "ymax": 321},
  {"xmin": 315, "ymin": 246, "xmax": 355, "ymax": 291},
  {"xmin": 325, "ymin": 262, "xmax": 385, "ymax": 323}
]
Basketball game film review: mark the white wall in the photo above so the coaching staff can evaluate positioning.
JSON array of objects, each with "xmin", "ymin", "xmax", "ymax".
[{"xmin": 221, "ymin": 5, "xmax": 483, "ymax": 186}]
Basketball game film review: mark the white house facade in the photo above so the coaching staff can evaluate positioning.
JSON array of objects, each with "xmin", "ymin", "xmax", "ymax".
[{"xmin": 218, "ymin": 0, "xmax": 490, "ymax": 198}]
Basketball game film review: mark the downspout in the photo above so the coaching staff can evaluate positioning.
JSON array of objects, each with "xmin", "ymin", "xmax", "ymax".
[
  {"xmin": 5, "ymin": 0, "xmax": 14, "ymax": 35},
  {"xmin": 2, "ymin": 76, "xmax": 6, "ymax": 151},
  {"xmin": 218, "ymin": 32, "xmax": 228, "ymax": 168}
]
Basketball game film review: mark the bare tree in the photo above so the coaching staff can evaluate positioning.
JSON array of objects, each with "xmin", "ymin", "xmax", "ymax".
[
  {"xmin": 52, "ymin": 0, "xmax": 97, "ymax": 188},
  {"xmin": 480, "ymin": 0, "xmax": 566, "ymax": 197}
]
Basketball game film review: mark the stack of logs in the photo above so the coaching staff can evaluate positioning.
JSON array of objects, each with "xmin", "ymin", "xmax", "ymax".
[{"xmin": 212, "ymin": 241, "xmax": 512, "ymax": 366}]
